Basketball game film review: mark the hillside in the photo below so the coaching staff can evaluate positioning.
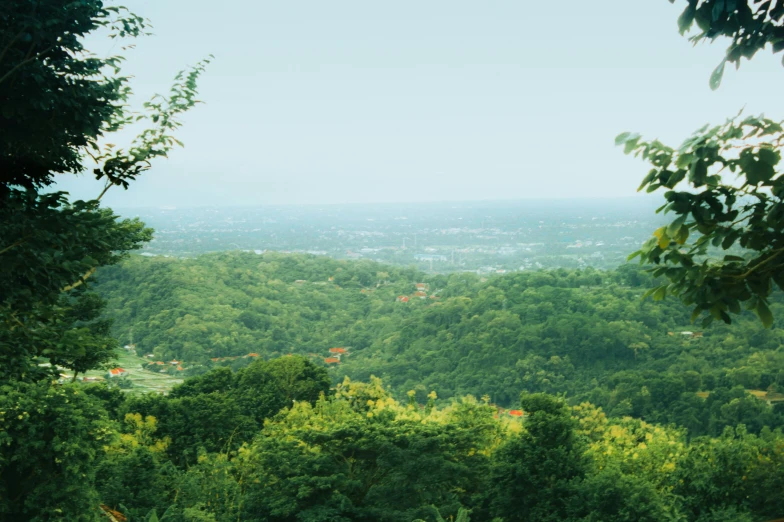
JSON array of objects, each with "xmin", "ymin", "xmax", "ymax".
[{"xmin": 94, "ymin": 252, "xmax": 784, "ymax": 437}]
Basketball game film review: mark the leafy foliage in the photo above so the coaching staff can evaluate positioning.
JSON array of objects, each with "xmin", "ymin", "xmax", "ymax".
[
  {"xmin": 0, "ymin": 382, "xmax": 112, "ymax": 521},
  {"xmin": 0, "ymin": 0, "xmax": 145, "ymax": 188},
  {"xmin": 619, "ymin": 115, "xmax": 784, "ymax": 327},
  {"xmin": 618, "ymin": 1, "xmax": 784, "ymax": 326},
  {"xmin": 0, "ymin": 0, "xmax": 208, "ymax": 519},
  {"xmin": 123, "ymin": 356, "xmax": 330, "ymax": 466},
  {"xmin": 670, "ymin": 0, "xmax": 784, "ymax": 90}
]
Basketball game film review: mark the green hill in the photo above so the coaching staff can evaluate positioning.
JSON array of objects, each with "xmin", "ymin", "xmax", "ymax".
[{"xmin": 94, "ymin": 252, "xmax": 784, "ymax": 437}]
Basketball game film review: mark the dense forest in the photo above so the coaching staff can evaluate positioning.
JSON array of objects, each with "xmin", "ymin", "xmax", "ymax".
[
  {"xmin": 95, "ymin": 253, "xmax": 784, "ymax": 438},
  {"xmin": 6, "ymin": 353, "xmax": 784, "ymax": 521}
]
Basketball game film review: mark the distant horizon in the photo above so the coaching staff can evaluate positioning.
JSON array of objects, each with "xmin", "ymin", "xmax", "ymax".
[{"xmin": 110, "ymin": 193, "xmax": 663, "ymax": 211}]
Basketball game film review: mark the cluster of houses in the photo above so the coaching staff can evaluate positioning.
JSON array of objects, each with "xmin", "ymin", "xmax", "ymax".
[
  {"xmin": 323, "ymin": 347, "xmax": 347, "ymax": 365},
  {"xmin": 397, "ymin": 283, "xmax": 439, "ymax": 303},
  {"xmin": 56, "ymin": 366, "xmax": 129, "ymax": 384}
]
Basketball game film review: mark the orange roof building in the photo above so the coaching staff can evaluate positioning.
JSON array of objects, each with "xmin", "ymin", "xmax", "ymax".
[
  {"xmin": 508, "ymin": 409, "xmax": 524, "ymax": 417},
  {"xmin": 324, "ymin": 357, "xmax": 340, "ymax": 364},
  {"xmin": 397, "ymin": 296, "xmax": 409, "ymax": 303},
  {"xmin": 329, "ymin": 347, "xmax": 347, "ymax": 354},
  {"xmin": 107, "ymin": 368, "xmax": 128, "ymax": 378}
]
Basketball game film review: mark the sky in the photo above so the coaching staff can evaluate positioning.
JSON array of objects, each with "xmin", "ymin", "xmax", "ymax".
[{"xmin": 56, "ymin": 0, "xmax": 784, "ymax": 207}]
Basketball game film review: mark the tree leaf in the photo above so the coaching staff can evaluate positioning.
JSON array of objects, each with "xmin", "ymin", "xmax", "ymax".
[
  {"xmin": 757, "ymin": 300, "xmax": 774, "ymax": 328},
  {"xmin": 667, "ymin": 214, "xmax": 687, "ymax": 237},
  {"xmin": 615, "ymin": 132, "xmax": 631, "ymax": 146},
  {"xmin": 709, "ymin": 60, "xmax": 726, "ymax": 91},
  {"xmin": 745, "ymin": 159, "xmax": 775, "ymax": 185},
  {"xmin": 678, "ymin": 4, "xmax": 696, "ymax": 35},
  {"xmin": 758, "ymin": 147, "xmax": 779, "ymax": 166}
]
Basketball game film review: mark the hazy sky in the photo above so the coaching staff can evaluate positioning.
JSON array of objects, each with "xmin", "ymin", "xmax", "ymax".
[{"xmin": 56, "ymin": 0, "xmax": 784, "ymax": 207}]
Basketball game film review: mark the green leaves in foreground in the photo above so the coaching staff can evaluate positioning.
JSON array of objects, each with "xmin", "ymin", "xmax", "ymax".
[
  {"xmin": 618, "ymin": 113, "xmax": 784, "ymax": 327},
  {"xmin": 669, "ymin": 0, "xmax": 784, "ymax": 91}
]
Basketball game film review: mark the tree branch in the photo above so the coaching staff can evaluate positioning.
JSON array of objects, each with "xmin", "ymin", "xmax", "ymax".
[
  {"xmin": 62, "ymin": 267, "xmax": 97, "ymax": 292},
  {"xmin": 0, "ymin": 44, "xmax": 54, "ymax": 86},
  {"xmin": 0, "ymin": 239, "xmax": 26, "ymax": 256},
  {"xmin": 96, "ymin": 182, "xmax": 113, "ymax": 202},
  {"xmin": 731, "ymin": 247, "xmax": 784, "ymax": 279}
]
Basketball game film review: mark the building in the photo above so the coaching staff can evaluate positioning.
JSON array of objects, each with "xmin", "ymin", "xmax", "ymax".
[{"xmin": 107, "ymin": 368, "xmax": 128, "ymax": 378}]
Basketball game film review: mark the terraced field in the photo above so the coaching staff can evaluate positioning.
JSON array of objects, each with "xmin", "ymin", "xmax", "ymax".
[{"xmin": 81, "ymin": 350, "xmax": 184, "ymax": 395}]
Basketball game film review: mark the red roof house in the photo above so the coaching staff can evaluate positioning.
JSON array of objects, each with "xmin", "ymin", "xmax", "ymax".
[
  {"xmin": 107, "ymin": 368, "xmax": 128, "ymax": 378},
  {"xmin": 324, "ymin": 357, "xmax": 340, "ymax": 364},
  {"xmin": 329, "ymin": 347, "xmax": 347, "ymax": 354}
]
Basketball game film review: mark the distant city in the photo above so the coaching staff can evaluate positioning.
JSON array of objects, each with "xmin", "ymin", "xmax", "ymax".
[{"xmin": 117, "ymin": 198, "xmax": 668, "ymax": 273}]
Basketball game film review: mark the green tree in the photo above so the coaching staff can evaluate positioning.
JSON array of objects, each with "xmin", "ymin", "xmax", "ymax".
[
  {"xmin": 618, "ymin": 1, "xmax": 784, "ymax": 327},
  {"xmin": 0, "ymin": 382, "xmax": 112, "ymax": 521},
  {"xmin": 0, "ymin": 1, "xmax": 208, "ymax": 518},
  {"xmin": 233, "ymin": 356, "xmax": 332, "ymax": 424},
  {"xmin": 489, "ymin": 393, "xmax": 588, "ymax": 522},
  {"xmin": 95, "ymin": 414, "xmax": 179, "ymax": 520},
  {"xmin": 243, "ymin": 389, "xmax": 494, "ymax": 522},
  {"xmin": 1, "ymin": 0, "xmax": 210, "ymax": 381}
]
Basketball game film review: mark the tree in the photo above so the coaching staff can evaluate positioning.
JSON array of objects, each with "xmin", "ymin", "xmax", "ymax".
[
  {"xmin": 489, "ymin": 393, "xmax": 588, "ymax": 522},
  {"xmin": 50, "ymin": 291, "xmax": 120, "ymax": 382},
  {"xmin": 233, "ymin": 356, "xmax": 332, "ymax": 424},
  {"xmin": 618, "ymin": 1, "xmax": 784, "ymax": 328},
  {"xmin": 242, "ymin": 390, "xmax": 493, "ymax": 522},
  {"xmin": 95, "ymin": 414, "xmax": 179, "ymax": 520},
  {"xmin": 0, "ymin": 382, "xmax": 112, "ymax": 521},
  {"xmin": 1, "ymin": 0, "xmax": 210, "ymax": 381},
  {"xmin": 0, "ymin": 1, "xmax": 208, "ymax": 518}
]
